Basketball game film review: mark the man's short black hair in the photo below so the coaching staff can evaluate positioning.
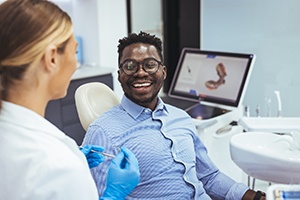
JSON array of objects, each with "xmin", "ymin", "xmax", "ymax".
[{"xmin": 117, "ymin": 31, "xmax": 163, "ymax": 64}]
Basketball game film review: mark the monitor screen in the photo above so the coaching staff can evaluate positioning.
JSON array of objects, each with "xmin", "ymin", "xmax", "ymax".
[{"xmin": 168, "ymin": 48, "xmax": 255, "ymax": 107}]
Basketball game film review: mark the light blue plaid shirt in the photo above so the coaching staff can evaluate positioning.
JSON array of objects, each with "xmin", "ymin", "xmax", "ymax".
[{"xmin": 82, "ymin": 96, "xmax": 249, "ymax": 199}]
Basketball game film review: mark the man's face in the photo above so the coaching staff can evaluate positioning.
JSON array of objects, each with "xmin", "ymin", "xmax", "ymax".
[{"xmin": 118, "ymin": 43, "xmax": 166, "ymax": 110}]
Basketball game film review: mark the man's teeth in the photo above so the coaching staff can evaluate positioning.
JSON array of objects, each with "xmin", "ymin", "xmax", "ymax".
[{"xmin": 133, "ymin": 83, "xmax": 151, "ymax": 87}]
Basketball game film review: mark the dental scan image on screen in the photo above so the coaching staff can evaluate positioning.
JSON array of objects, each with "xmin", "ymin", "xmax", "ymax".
[
  {"xmin": 174, "ymin": 52, "xmax": 250, "ymax": 104},
  {"xmin": 168, "ymin": 48, "xmax": 255, "ymax": 119}
]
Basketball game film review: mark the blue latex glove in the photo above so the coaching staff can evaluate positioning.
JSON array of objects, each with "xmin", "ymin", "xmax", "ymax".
[
  {"xmin": 79, "ymin": 145, "xmax": 104, "ymax": 168},
  {"xmin": 100, "ymin": 147, "xmax": 140, "ymax": 200}
]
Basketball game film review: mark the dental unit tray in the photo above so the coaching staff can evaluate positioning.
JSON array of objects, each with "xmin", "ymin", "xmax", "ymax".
[{"xmin": 239, "ymin": 117, "xmax": 300, "ymax": 133}]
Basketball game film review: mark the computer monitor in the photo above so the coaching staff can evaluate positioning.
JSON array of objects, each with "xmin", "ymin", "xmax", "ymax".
[{"xmin": 168, "ymin": 48, "xmax": 255, "ymax": 119}]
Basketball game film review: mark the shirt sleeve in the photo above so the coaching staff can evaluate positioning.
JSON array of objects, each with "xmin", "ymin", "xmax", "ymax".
[
  {"xmin": 192, "ymin": 126, "xmax": 249, "ymax": 200},
  {"xmin": 82, "ymin": 124, "xmax": 115, "ymax": 197}
]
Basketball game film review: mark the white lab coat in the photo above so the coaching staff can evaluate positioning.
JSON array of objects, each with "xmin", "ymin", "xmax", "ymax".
[{"xmin": 0, "ymin": 101, "xmax": 99, "ymax": 200}]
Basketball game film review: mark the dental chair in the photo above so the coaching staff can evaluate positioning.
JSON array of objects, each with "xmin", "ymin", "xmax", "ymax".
[{"xmin": 74, "ymin": 82, "xmax": 120, "ymax": 131}]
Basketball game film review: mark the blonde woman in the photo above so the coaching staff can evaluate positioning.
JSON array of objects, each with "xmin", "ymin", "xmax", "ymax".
[{"xmin": 0, "ymin": 1, "xmax": 139, "ymax": 199}]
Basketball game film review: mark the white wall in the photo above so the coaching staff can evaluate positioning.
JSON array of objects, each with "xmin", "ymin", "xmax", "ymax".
[
  {"xmin": 131, "ymin": 0, "xmax": 163, "ymax": 40},
  {"xmin": 201, "ymin": 0, "xmax": 300, "ymax": 117},
  {"xmin": 54, "ymin": 0, "xmax": 127, "ymax": 98},
  {"xmin": 95, "ymin": 0, "xmax": 127, "ymax": 98}
]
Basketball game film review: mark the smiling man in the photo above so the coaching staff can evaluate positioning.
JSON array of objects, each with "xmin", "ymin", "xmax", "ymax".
[
  {"xmin": 118, "ymin": 42, "xmax": 166, "ymax": 111},
  {"xmin": 82, "ymin": 31, "xmax": 265, "ymax": 200}
]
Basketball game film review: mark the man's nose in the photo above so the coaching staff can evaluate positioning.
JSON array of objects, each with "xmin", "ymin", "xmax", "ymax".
[{"xmin": 135, "ymin": 65, "xmax": 148, "ymax": 76}]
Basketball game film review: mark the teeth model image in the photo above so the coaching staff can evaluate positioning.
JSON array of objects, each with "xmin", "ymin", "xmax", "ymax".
[{"xmin": 205, "ymin": 62, "xmax": 227, "ymax": 90}]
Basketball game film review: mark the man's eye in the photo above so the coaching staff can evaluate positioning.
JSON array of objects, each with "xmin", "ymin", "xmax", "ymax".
[
  {"xmin": 126, "ymin": 63, "xmax": 135, "ymax": 70},
  {"xmin": 145, "ymin": 62, "xmax": 157, "ymax": 68}
]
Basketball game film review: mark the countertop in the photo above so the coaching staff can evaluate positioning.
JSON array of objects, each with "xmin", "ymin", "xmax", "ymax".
[{"xmin": 71, "ymin": 65, "xmax": 115, "ymax": 80}]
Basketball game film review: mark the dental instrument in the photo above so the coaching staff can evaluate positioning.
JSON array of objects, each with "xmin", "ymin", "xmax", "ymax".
[
  {"xmin": 216, "ymin": 121, "xmax": 238, "ymax": 135},
  {"xmin": 274, "ymin": 90, "xmax": 282, "ymax": 117},
  {"xmin": 80, "ymin": 146, "xmax": 131, "ymax": 164},
  {"xmin": 216, "ymin": 124, "xmax": 232, "ymax": 134},
  {"xmin": 244, "ymin": 105, "xmax": 250, "ymax": 117},
  {"xmin": 79, "ymin": 146, "xmax": 115, "ymax": 158},
  {"xmin": 265, "ymin": 97, "xmax": 271, "ymax": 117},
  {"xmin": 255, "ymin": 104, "xmax": 260, "ymax": 117},
  {"xmin": 115, "ymin": 146, "xmax": 130, "ymax": 164},
  {"xmin": 93, "ymin": 150, "xmax": 116, "ymax": 158}
]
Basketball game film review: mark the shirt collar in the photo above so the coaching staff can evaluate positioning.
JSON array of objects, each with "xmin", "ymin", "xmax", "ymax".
[{"xmin": 120, "ymin": 95, "xmax": 169, "ymax": 119}]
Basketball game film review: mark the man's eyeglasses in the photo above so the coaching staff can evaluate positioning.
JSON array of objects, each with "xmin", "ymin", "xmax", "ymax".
[{"xmin": 119, "ymin": 58, "xmax": 163, "ymax": 75}]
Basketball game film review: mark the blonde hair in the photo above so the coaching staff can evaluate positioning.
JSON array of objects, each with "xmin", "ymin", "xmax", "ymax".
[{"xmin": 0, "ymin": 0, "xmax": 73, "ymax": 109}]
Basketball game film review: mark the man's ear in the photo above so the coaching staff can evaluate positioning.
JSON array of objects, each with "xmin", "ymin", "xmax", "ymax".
[
  {"xmin": 43, "ymin": 44, "xmax": 58, "ymax": 72},
  {"xmin": 162, "ymin": 65, "xmax": 167, "ymax": 80},
  {"xmin": 117, "ymin": 69, "xmax": 121, "ymax": 82}
]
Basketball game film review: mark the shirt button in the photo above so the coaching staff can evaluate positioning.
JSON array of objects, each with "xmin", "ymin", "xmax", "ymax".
[{"xmin": 183, "ymin": 174, "xmax": 188, "ymax": 180}]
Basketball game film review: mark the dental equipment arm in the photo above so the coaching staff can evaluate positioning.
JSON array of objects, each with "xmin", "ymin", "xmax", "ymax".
[
  {"xmin": 100, "ymin": 147, "xmax": 140, "ymax": 200},
  {"xmin": 79, "ymin": 145, "xmax": 105, "ymax": 168}
]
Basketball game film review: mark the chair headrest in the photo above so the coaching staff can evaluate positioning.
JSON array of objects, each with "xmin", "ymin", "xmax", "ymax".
[{"xmin": 75, "ymin": 82, "xmax": 120, "ymax": 131}]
